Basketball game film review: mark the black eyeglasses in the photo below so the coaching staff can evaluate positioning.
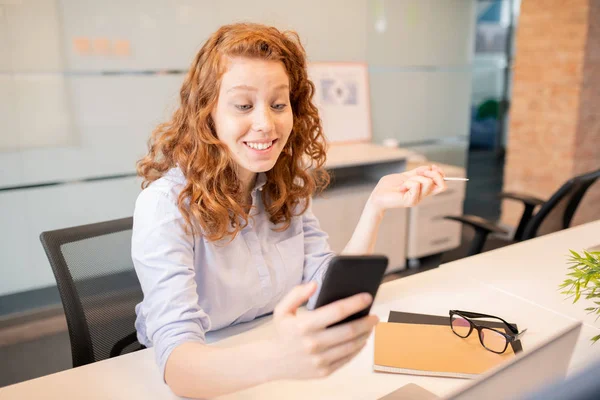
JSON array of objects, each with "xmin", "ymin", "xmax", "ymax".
[{"xmin": 449, "ymin": 310, "xmax": 527, "ymax": 354}]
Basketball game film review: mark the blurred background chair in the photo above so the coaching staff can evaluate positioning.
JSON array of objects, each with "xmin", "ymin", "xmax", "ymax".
[
  {"xmin": 39, "ymin": 217, "xmax": 143, "ymax": 367},
  {"xmin": 443, "ymin": 168, "xmax": 600, "ymax": 257}
]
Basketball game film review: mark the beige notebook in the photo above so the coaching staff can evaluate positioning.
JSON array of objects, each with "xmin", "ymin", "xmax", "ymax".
[{"xmin": 373, "ymin": 322, "xmax": 515, "ymax": 379}]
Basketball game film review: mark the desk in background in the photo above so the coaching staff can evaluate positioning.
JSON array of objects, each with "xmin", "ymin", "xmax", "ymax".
[{"xmin": 314, "ymin": 143, "xmax": 467, "ymax": 273}]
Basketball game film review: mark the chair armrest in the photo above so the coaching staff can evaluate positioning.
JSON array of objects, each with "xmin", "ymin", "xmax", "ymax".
[
  {"xmin": 499, "ymin": 192, "xmax": 545, "ymax": 241},
  {"xmin": 443, "ymin": 215, "xmax": 508, "ymax": 235},
  {"xmin": 110, "ymin": 331, "xmax": 140, "ymax": 358},
  {"xmin": 443, "ymin": 215, "xmax": 508, "ymax": 256},
  {"xmin": 499, "ymin": 192, "xmax": 545, "ymax": 207}
]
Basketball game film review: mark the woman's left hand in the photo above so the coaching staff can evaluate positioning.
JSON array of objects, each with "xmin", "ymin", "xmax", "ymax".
[{"xmin": 367, "ymin": 165, "xmax": 447, "ymax": 214}]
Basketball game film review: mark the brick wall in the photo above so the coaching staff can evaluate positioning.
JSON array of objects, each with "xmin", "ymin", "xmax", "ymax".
[
  {"xmin": 572, "ymin": 0, "xmax": 600, "ymax": 225},
  {"xmin": 501, "ymin": 0, "xmax": 600, "ymax": 227}
]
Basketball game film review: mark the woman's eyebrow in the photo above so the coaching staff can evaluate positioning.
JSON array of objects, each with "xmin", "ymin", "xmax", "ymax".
[
  {"xmin": 272, "ymin": 84, "xmax": 289, "ymax": 91},
  {"xmin": 227, "ymin": 84, "xmax": 257, "ymax": 93},
  {"xmin": 227, "ymin": 83, "xmax": 289, "ymax": 93}
]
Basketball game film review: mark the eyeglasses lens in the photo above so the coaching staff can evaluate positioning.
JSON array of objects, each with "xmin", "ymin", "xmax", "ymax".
[
  {"xmin": 451, "ymin": 315, "xmax": 471, "ymax": 337},
  {"xmin": 479, "ymin": 327, "xmax": 508, "ymax": 353}
]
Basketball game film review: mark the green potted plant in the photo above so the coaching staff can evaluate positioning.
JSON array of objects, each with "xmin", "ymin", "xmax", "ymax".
[{"xmin": 559, "ymin": 250, "xmax": 600, "ymax": 343}]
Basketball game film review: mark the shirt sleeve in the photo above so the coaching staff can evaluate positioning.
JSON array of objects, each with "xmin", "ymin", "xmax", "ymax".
[
  {"xmin": 300, "ymin": 198, "xmax": 336, "ymax": 309},
  {"xmin": 131, "ymin": 187, "xmax": 211, "ymax": 379}
]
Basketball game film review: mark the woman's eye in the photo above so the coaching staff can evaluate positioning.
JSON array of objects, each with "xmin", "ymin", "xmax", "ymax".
[
  {"xmin": 235, "ymin": 104, "xmax": 253, "ymax": 111},
  {"xmin": 272, "ymin": 104, "xmax": 287, "ymax": 111}
]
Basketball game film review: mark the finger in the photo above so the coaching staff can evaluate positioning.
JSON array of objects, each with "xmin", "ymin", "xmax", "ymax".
[
  {"xmin": 427, "ymin": 166, "xmax": 448, "ymax": 194},
  {"xmin": 327, "ymin": 349, "xmax": 361, "ymax": 374},
  {"xmin": 432, "ymin": 164, "xmax": 446, "ymax": 178},
  {"xmin": 308, "ymin": 315, "xmax": 379, "ymax": 352},
  {"xmin": 432, "ymin": 178, "xmax": 447, "ymax": 195},
  {"xmin": 274, "ymin": 282, "xmax": 317, "ymax": 317},
  {"xmin": 319, "ymin": 335, "xmax": 369, "ymax": 376},
  {"xmin": 409, "ymin": 175, "xmax": 435, "ymax": 197},
  {"xmin": 398, "ymin": 183, "xmax": 410, "ymax": 194},
  {"xmin": 318, "ymin": 332, "xmax": 370, "ymax": 366},
  {"xmin": 401, "ymin": 179, "xmax": 422, "ymax": 206},
  {"xmin": 402, "ymin": 165, "xmax": 432, "ymax": 178},
  {"xmin": 300, "ymin": 293, "xmax": 373, "ymax": 332},
  {"xmin": 420, "ymin": 170, "xmax": 446, "ymax": 194},
  {"xmin": 328, "ymin": 345, "xmax": 364, "ymax": 373}
]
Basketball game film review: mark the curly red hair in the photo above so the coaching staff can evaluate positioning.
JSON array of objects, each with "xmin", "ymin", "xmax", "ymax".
[{"xmin": 137, "ymin": 23, "xmax": 329, "ymax": 241}]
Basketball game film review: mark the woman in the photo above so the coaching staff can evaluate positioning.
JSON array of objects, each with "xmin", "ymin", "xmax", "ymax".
[{"xmin": 133, "ymin": 22, "xmax": 446, "ymax": 398}]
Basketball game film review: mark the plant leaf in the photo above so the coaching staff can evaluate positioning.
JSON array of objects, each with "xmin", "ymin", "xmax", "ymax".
[{"xmin": 569, "ymin": 249, "xmax": 582, "ymax": 259}]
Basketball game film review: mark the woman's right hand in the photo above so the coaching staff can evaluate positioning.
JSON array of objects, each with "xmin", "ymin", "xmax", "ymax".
[{"xmin": 269, "ymin": 281, "xmax": 379, "ymax": 380}]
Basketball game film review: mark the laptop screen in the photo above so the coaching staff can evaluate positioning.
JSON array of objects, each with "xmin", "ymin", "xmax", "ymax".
[
  {"xmin": 377, "ymin": 321, "xmax": 582, "ymax": 400},
  {"xmin": 448, "ymin": 322, "xmax": 582, "ymax": 400}
]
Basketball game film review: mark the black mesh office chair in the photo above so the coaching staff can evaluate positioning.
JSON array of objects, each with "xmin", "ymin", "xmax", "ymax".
[
  {"xmin": 40, "ymin": 217, "xmax": 144, "ymax": 367},
  {"xmin": 444, "ymin": 168, "xmax": 600, "ymax": 257}
]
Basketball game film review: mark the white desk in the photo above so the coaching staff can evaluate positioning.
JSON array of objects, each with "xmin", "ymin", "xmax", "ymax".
[
  {"xmin": 2, "ymin": 221, "xmax": 600, "ymax": 399},
  {"xmin": 446, "ymin": 221, "xmax": 600, "ymax": 331},
  {"xmin": 324, "ymin": 143, "xmax": 412, "ymax": 170}
]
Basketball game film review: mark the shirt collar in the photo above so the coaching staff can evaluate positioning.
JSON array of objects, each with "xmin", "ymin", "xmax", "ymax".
[{"xmin": 252, "ymin": 172, "xmax": 267, "ymax": 193}]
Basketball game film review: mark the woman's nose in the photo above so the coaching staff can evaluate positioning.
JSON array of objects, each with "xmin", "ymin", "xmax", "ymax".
[{"xmin": 252, "ymin": 106, "xmax": 274, "ymax": 133}]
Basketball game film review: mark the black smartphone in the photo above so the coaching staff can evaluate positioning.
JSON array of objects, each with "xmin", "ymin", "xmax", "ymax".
[{"xmin": 313, "ymin": 255, "xmax": 389, "ymax": 327}]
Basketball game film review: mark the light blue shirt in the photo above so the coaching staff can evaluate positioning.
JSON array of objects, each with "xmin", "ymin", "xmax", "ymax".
[{"xmin": 131, "ymin": 168, "xmax": 335, "ymax": 376}]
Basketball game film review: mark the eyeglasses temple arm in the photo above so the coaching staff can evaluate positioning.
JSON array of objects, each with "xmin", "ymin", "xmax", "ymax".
[
  {"xmin": 452, "ymin": 310, "xmax": 520, "ymax": 334},
  {"xmin": 512, "ymin": 328, "xmax": 528, "ymax": 341}
]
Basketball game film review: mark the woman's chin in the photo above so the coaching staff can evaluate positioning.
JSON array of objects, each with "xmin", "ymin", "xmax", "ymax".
[
  {"xmin": 242, "ymin": 156, "xmax": 281, "ymax": 173},
  {"xmin": 237, "ymin": 159, "xmax": 275, "ymax": 174},
  {"xmin": 250, "ymin": 162, "xmax": 276, "ymax": 173}
]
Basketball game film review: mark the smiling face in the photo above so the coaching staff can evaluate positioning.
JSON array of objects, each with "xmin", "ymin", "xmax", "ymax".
[{"xmin": 211, "ymin": 57, "xmax": 294, "ymax": 190}]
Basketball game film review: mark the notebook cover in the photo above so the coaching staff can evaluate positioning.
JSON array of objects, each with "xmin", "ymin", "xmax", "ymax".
[
  {"xmin": 388, "ymin": 311, "xmax": 523, "ymax": 353},
  {"xmin": 374, "ymin": 322, "xmax": 516, "ymax": 379}
]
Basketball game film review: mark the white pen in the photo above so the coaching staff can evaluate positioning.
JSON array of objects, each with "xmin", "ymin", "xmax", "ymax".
[{"xmin": 443, "ymin": 177, "xmax": 469, "ymax": 181}]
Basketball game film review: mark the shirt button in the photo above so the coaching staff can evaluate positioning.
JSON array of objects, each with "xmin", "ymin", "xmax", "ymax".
[{"xmin": 258, "ymin": 187, "xmax": 263, "ymax": 191}]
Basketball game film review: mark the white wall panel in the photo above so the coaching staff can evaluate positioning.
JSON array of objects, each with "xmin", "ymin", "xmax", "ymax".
[
  {"xmin": 406, "ymin": 141, "xmax": 469, "ymax": 168},
  {"xmin": 0, "ymin": 0, "xmax": 477, "ymax": 299},
  {"xmin": 0, "ymin": 177, "xmax": 142, "ymax": 296},
  {"xmin": 1, "ymin": 0, "xmax": 64, "ymax": 71},
  {"xmin": 0, "ymin": 74, "xmax": 182, "ymax": 186},
  {"xmin": 0, "ymin": 4, "xmax": 11, "ymax": 72},
  {"xmin": 214, "ymin": 0, "xmax": 368, "ymax": 63},
  {"xmin": 58, "ymin": 0, "xmax": 368, "ymax": 70},
  {"xmin": 370, "ymin": 70, "xmax": 472, "ymax": 145},
  {"xmin": 59, "ymin": 0, "xmax": 220, "ymax": 70},
  {"xmin": 0, "ymin": 190, "xmax": 31, "ymax": 296},
  {"xmin": 367, "ymin": 0, "xmax": 476, "ymax": 67},
  {"xmin": 0, "ymin": 76, "xmax": 19, "ymax": 151},
  {"xmin": 0, "ymin": 74, "xmax": 75, "ymax": 152}
]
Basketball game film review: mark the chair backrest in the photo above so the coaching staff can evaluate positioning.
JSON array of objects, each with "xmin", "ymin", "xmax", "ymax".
[
  {"xmin": 523, "ymin": 168, "xmax": 600, "ymax": 240},
  {"xmin": 39, "ymin": 217, "xmax": 143, "ymax": 367}
]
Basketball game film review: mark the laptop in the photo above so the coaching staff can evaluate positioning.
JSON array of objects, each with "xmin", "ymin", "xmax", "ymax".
[
  {"xmin": 522, "ymin": 355, "xmax": 600, "ymax": 400},
  {"xmin": 378, "ymin": 321, "xmax": 582, "ymax": 400},
  {"xmin": 586, "ymin": 244, "xmax": 600, "ymax": 252}
]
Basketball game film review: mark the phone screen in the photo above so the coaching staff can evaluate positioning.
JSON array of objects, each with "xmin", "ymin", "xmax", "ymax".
[{"xmin": 313, "ymin": 255, "xmax": 388, "ymax": 326}]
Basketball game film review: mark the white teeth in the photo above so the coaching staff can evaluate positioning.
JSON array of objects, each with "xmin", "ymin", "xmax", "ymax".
[{"xmin": 246, "ymin": 141, "xmax": 274, "ymax": 150}]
